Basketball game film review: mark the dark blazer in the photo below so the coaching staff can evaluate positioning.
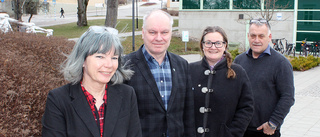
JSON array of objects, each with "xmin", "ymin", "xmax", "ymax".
[
  {"xmin": 42, "ymin": 83, "xmax": 142, "ymax": 137},
  {"xmin": 190, "ymin": 58, "xmax": 254, "ymax": 137},
  {"xmin": 124, "ymin": 45, "xmax": 195, "ymax": 137}
]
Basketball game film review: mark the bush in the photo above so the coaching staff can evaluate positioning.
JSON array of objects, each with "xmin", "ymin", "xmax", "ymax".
[
  {"xmin": 229, "ymin": 48, "xmax": 241, "ymax": 61},
  {"xmin": 0, "ymin": 32, "xmax": 74, "ymax": 136},
  {"xmin": 290, "ymin": 56, "xmax": 320, "ymax": 71}
]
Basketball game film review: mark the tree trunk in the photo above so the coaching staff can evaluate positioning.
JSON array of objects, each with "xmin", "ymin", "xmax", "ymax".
[
  {"xmin": 28, "ymin": 14, "xmax": 33, "ymax": 23},
  {"xmin": 105, "ymin": 0, "xmax": 118, "ymax": 28},
  {"xmin": 77, "ymin": 0, "xmax": 89, "ymax": 27},
  {"xmin": 14, "ymin": 0, "xmax": 23, "ymax": 21}
]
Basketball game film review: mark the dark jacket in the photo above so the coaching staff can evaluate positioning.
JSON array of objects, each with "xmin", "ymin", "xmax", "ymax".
[
  {"xmin": 42, "ymin": 83, "xmax": 142, "ymax": 137},
  {"xmin": 190, "ymin": 57, "xmax": 254, "ymax": 137},
  {"xmin": 124, "ymin": 45, "xmax": 195, "ymax": 137},
  {"xmin": 234, "ymin": 47, "xmax": 295, "ymax": 131}
]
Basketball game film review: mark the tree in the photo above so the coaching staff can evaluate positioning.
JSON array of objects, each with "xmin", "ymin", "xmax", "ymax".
[
  {"xmin": 12, "ymin": 0, "xmax": 24, "ymax": 21},
  {"xmin": 105, "ymin": 0, "xmax": 118, "ymax": 28},
  {"xmin": 77, "ymin": 0, "xmax": 89, "ymax": 27},
  {"xmin": 243, "ymin": 0, "xmax": 292, "ymax": 21},
  {"xmin": 25, "ymin": 0, "xmax": 38, "ymax": 22}
]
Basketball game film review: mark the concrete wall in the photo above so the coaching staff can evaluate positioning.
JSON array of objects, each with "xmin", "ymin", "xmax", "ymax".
[{"xmin": 179, "ymin": 10, "xmax": 294, "ymax": 50}]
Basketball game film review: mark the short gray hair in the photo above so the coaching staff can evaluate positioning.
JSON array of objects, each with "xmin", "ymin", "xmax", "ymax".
[
  {"xmin": 142, "ymin": 9, "xmax": 174, "ymax": 30},
  {"xmin": 61, "ymin": 26, "xmax": 133, "ymax": 85}
]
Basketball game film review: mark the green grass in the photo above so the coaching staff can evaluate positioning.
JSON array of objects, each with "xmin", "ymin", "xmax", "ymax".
[
  {"xmin": 121, "ymin": 33, "xmax": 200, "ymax": 55},
  {"xmin": 44, "ymin": 19, "xmax": 200, "ymax": 55},
  {"xmin": 44, "ymin": 19, "xmax": 179, "ymax": 38}
]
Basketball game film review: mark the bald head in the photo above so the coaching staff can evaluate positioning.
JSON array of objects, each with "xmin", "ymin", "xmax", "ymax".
[{"xmin": 142, "ymin": 10, "xmax": 173, "ymax": 30}]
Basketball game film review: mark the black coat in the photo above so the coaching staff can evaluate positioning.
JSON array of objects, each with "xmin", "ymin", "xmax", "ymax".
[
  {"xmin": 124, "ymin": 45, "xmax": 195, "ymax": 137},
  {"xmin": 42, "ymin": 83, "xmax": 142, "ymax": 137},
  {"xmin": 190, "ymin": 57, "xmax": 254, "ymax": 137}
]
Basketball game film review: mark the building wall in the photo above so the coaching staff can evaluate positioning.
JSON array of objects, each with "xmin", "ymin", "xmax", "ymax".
[{"xmin": 179, "ymin": 11, "xmax": 294, "ymax": 50}]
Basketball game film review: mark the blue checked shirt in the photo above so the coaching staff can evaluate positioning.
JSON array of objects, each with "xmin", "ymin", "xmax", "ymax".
[{"xmin": 143, "ymin": 46, "xmax": 172, "ymax": 110}]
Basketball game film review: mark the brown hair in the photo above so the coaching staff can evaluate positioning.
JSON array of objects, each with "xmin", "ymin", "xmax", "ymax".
[{"xmin": 200, "ymin": 26, "xmax": 236, "ymax": 79}]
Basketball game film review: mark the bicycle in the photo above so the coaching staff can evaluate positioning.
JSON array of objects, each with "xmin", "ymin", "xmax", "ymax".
[
  {"xmin": 283, "ymin": 39, "xmax": 295, "ymax": 56},
  {"xmin": 272, "ymin": 38, "xmax": 284, "ymax": 54},
  {"xmin": 300, "ymin": 39, "xmax": 312, "ymax": 57},
  {"xmin": 313, "ymin": 41, "xmax": 320, "ymax": 57}
]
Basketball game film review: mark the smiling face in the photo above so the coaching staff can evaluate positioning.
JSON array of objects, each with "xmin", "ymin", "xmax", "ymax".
[
  {"xmin": 202, "ymin": 32, "xmax": 226, "ymax": 66},
  {"xmin": 248, "ymin": 24, "xmax": 272, "ymax": 58},
  {"xmin": 82, "ymin": 47, "xmax": 118, "ymax": 86},
  {"xmin": 142, "ymin": 11, "xmax": 172, "ymax": 58}
]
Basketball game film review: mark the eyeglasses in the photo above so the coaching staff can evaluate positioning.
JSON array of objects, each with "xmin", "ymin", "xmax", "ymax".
[
  {"xmin": 249, "ymin": 18, "xmax": 271, "ymax": 29},
  {"xmin": 88, "ymin": 26, "xmax": 118, "ymax": 35},
  {"xmin": 202, "ymin": 41, "xmax": 226, "ymax": 48}
]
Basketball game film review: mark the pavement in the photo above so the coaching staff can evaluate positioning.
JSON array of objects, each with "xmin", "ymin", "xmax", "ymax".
[{"xmin": 21, "ymin": 1, "xmax": 320, "ymax": 137}]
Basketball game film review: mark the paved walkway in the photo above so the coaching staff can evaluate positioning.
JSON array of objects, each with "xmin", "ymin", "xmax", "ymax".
[
  {"xmin": 180, "ymin": 54, "xmax": 320, "ymax": 137},
  {"xmin": 20, "ymin": 1, "xmax": 320, "ymax": 136}
]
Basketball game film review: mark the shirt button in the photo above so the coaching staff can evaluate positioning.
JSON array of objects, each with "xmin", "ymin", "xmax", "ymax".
[
  {"xmin": 161, "ymin": 95, "xmax": 164, "ymax": 98},
  {"xmin": 161, "ymin": 80, "xmax": 163, "ymax": 83}
]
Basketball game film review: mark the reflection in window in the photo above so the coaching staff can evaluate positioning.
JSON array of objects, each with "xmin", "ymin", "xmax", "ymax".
[
  {"xmin": 203, "ymin": 0, "xmax": 229, "ymax": 9},
  {"xmin": 296, "ymin": 32, "xmax": 320, "ymax": 42},
  {"xmin": 297, "ymin": 22, "xmax": 320, "ymax": 31},
  {"xmin": 298, "ymin": 11, "xmax": 320, "ymax": 20},
  {"xmin": 233, "ymin": 0, "xmax": 260, "ymax": 9},
  {"xmin": 298, "ymin": 0, "xmax": 320, "ymax": 10},
  {"xmin": 183, "ymin": 0, "xmax": 200, "ymax": 9},
  {"xmin": 266, "ymin": 0, "xmax": 294, "ymax": 9}
]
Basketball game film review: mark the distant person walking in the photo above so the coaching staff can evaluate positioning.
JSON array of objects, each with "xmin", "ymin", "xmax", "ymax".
[{"xmin": 60, "ymin": 8, "xmax": 65, "ymax": 18}]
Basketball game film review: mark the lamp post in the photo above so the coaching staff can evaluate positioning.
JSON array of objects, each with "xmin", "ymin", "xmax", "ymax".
[{"xmin": 132, "ymin": 0, "xmax": 135, "ymax": 51}]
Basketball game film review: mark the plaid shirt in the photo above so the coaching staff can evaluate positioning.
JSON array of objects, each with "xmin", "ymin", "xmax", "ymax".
[
  {"xmin": 143, "ymin": 46, "xmax": 172, "ymax": 110},
  {"xmin": 81, "ymin": 82, "xmax": 107, "ymax": 137}
]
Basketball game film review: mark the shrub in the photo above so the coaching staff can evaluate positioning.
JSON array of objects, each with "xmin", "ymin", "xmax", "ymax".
[
  {"xmin": 0, "ymin": 32, "xmax": 74, "ymax": 136},
  {"xmin": 290, "ymin": 56, "xmax": 320, "ymax": 71},
  {"xmin": 229, "ymin": 48, "xmax": 241, "ymax": 61}
]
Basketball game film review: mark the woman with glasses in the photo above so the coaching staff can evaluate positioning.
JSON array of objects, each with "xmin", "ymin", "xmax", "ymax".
[
  {"xmin": 42, "ymin": 26, "xmax": 142, "ymax": 137},
  {"xmin": 190, "ymin": 26, "xmax": 254, "ymax": 137}
]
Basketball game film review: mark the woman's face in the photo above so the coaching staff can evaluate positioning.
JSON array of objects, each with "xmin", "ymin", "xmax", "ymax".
[
  {"xmin": 202, "ymin": 32, "xmax": 226, "ymax": 66},
  {"xmin": 82, "ymin": 47, "xmax": 118, "ymax": 85}
]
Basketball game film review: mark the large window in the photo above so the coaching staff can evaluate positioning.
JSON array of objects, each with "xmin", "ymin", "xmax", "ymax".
[
  {"xmin": 233, "ymin": 0, "xmax": 260, "ymax": 9},
  {"xmin": 203, "ymin": 0, "xmax": 229, "ymax": 9},
  {"xmin": 297, "ymin": 22, "xmax": 320, "ymax": 31},
  {"xmin": 270, "ymin": 0, "xmax": 294, "ymax": 9},
  {"xmin": 298, "ymin": 11, "xmax": 320, "ymax": 20},
  {"xmin": 298, "ymin": 0, "xmax": 320, "ymax": 10},
  {"xmin": 183, "ymin": 0, "xmax": 200, "ymax": 9}
]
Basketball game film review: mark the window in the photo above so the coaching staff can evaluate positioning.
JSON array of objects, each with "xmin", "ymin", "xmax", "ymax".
[
  {"xmin": 203, "ymin": 0, "xmax": 229, "ymax": 9},
  {"xmin": 183, "ymin": 0, "xmax": 200, "ymax": 9},
  {"xmin": 298, "ymin": 0, "xmax": 320, "ymax": 10},
  {"xmin": 233, "ymin": 0, "xmax": 261, "ymax": 9}
]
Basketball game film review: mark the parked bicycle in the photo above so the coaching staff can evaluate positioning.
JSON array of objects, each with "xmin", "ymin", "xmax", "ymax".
[
  {"xmin": 284, "ymin": 39, "xmax": 295, "ymax": 56},
  {"xmin": 300, "ymin": 39, "xmax": 312, "ymax": 57},
  {"xmin": 312, "ymin": 41, "xmax": 320, "ymax": 57},
  {"xmin": 272, "ymin": 38, "xmax": 284, "ymax": 54}
]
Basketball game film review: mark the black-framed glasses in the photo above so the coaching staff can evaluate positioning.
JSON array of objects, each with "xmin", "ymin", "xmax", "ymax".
[
  {"xmin": 249, "ymin": 18, "xmax": 271, "ymax": 29},
  {"xmin": 202, "ymin": 41, "xmax": 226, "ymax": 48}
]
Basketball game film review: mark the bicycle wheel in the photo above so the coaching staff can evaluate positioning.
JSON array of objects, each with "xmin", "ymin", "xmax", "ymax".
[{"xmin": 280, "ymin": 43, "xmax": 285, "ymax": 54}]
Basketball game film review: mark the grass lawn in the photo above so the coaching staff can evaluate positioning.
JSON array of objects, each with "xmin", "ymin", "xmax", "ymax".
[{"xmin": 44, "ymin": 19, "xmax": 201, "ymax": 55}]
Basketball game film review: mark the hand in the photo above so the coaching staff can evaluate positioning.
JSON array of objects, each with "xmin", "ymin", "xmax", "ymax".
[{"xmin": 257, "ymin": 122, "xmax": 276, "ymax": 135}]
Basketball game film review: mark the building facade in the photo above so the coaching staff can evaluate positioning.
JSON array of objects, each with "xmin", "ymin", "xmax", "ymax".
[{"xmin": 179, "ymin": 0, "xmax": 320, "ymax": 50}]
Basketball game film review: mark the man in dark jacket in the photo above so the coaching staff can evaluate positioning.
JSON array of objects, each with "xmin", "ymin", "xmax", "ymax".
[
  {"xmin": 124, "ymin": 10, "xmax": 195, "ymax": 137},
  {"xmin": 234, "ymin": 18, "xmax": 295, "ymax": 137}
]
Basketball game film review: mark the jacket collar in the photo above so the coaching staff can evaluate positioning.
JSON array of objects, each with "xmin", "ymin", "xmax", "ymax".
[{"xmin": 69, "ymin": 83, "xmax": 122, "ymax": 137}]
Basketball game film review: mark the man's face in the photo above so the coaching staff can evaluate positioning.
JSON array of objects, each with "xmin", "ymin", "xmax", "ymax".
[
  {"xmin": 248, "ymin": 24, "xmax": 272, "ymax": 58},
  {"xmin": 142, "ymin": 12, "xmax": 172, "ymax": 57}
]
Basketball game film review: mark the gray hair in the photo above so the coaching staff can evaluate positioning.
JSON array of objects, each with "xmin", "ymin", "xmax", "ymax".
[
  {"xmin": 61, "ymin": 26, "xmax": 133, "ymax": 85},
  {"xmin": 142, "ymin": 9, "xmax": 174, "ymax": 30},
  {"xmin": 249, "ymin": 18, "xmax": 271, "ymax": 34}
]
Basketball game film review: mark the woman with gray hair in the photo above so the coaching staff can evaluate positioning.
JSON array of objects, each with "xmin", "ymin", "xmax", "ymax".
[{"xmin": 42, "ymin": 26, "xmax": 142, "ymax": 137}]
